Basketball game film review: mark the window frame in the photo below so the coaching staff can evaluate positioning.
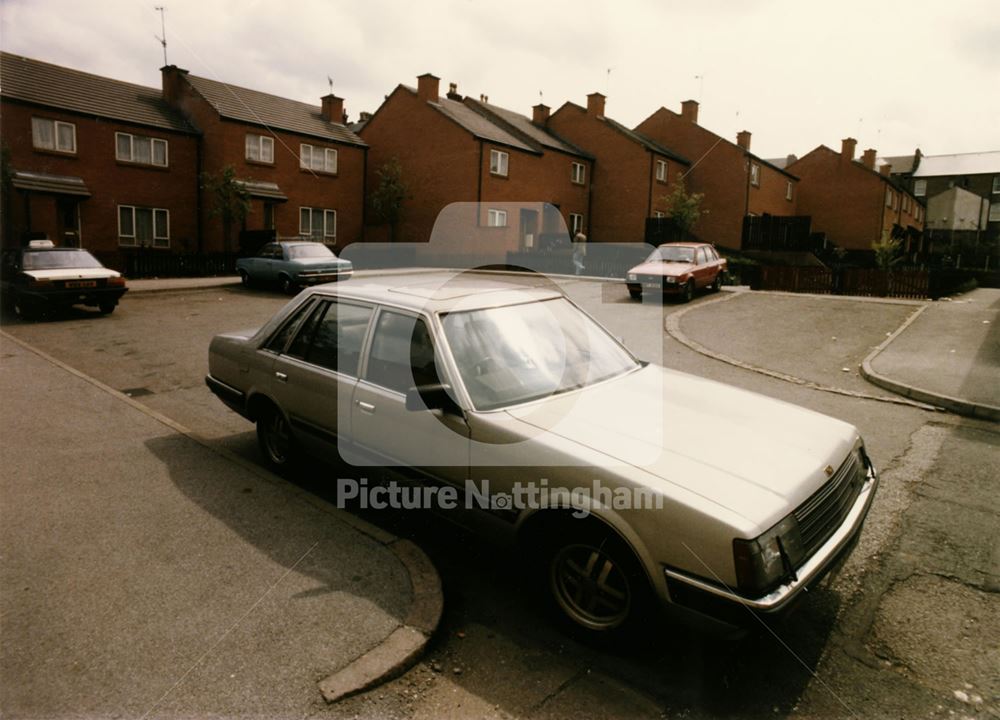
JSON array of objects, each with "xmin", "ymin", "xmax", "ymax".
[
  {"xmin": 569, "ymin": 213, "xmax": 584, "ymax": 235},
  {"xmin": 655, "ymin": 159, "xmax": 668, "ymax": 183},
  {"xmin": 913, "ymin": 179, "xmax": 927, "ymax": 197},
  {"xmin": 992, "ymin": 176, "xmax": 1000, "ymax": 194},
  {"xmin": 300, "ymin": 143, "xmax": 339, "ymax": 174},
  {"xmin": 989, "ymin": 202, "xmax": 1000, "ymax": 223},
  {"xmin": 571, "ymin": 162, "xmax": 586, "ymax": 185},
  {"xmin": 245, "ymin": 133, "xmax": 275, "ymax": 164},
  {"xmin": 117, "ymin": 205, "xmax": 170, "ymax": 248},
  {"xmin": 115, "ymin": 132, "xmax": 169, "ymax": 167},
  {"xmin": 749, "ymin": 162, "xmax": 761, "ymax": 187},
  {"xmin": 490, "ymin": 149, "xmax": 509, "ymax": 177},
  {"xmin": 299, "ymin": 207, "xmax": 337, "ymax": 241},
  {"xmin": 786, "ymin": 181, "xmax": 793, "ymax": 201},
  {"xmin": 487, "ymin": 208, "xmax": 508, "ymax": 227},
  {"xmin": 31, "ymin": 117, "xmax": 77, "ymax": 154}
]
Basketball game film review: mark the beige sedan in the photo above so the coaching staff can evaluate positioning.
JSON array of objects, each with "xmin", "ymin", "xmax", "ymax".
[{"xmin": 207, "ymin": 271, "xmax": 877, "ymax": 639}]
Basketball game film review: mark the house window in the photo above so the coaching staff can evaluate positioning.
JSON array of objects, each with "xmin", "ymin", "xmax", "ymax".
[
  {"xmin": 786, "ymin": 181, "xmax": 793, "ymax": 201},
  {"xmin": 571, "ymin": 162, "xmax": 586, "ymax": 184},
  {"xmin": 487, "ymin": 209, "xmax": 507, "ymax": 227},
  {"xmin": 246, "ymin": 134, "xmax": 274, "ymax": 163},
  {"xmin": 902, "ymin": 195, "xmax": 909, "ymax": 213},
  {"xmin": 749, "ymin": 162, "xmax": 761, "ymax": 187},
  {"xmin": 989, "ymin": 203, "xmax": 1000, "ymax": 223},
  {"xmin": 490, "ymin": 149, "xmax": 509, "ymax": 177},
  {"xmin": 914, "ymin": 179, "xmax": 927, "ymax": 197},
  {"xmin": 992, "ymin": 176, "xmax": 1000, "ymax": 194},
  {"xmin": 115, "ymin": 132, "xmax": 168, "ymax": 167},
  {"xmin": 299, "ymin": 207, "xmax": 337, "ymax": 240},
  {"xmin": 569, "ymin": 213, "xmax": 584, "ymax": 235},
  {"xmin": 300, "ymin": 144, "xmax": 338, "ymax": 174},
  {"xmin": 118, "ymin": 206, "xmax": 169, "ymax": 248},
  {"xmin": 886, "ymin": 189, "xmax": 893, "ymax": 207},
  {"xmin": 31, "ymin": 117, "xmax": 76, "ymax": 153},
  {"xmin": 655, "ymin": 159, "xmax": 668, "ymax": 183}
]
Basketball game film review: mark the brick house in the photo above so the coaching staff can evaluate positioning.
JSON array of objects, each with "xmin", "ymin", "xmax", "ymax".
[
  {"xmin": 0, "ymin": 53, "xmax": 199, "ymax": 260},
  {"xmin": 787, "ymin": 139, "xmax": 924, "ymax": 252},
  {"xmin": 359, "ymin": 74, "xmax": 592, "ymax": 258},
  {"xmin": 546, "ymin": 93, "xmax": 690, "ymax": 244},
  {"xmin": 161, "ymin": 66, "xmax": 367, "ymax": 253},
  {"xmin": 635, "ymin": 101, "xmax": 799, "ymax": 249}
]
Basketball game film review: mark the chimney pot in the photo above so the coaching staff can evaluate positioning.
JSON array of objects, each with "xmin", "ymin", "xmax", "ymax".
[
  {"xmin": 160, "ymin": 64, "xmax": 189, "ymax": 104},
  {"xmin": 736, "ymin": 130, "xmax": 751, "ymax": 151},
  {"xmin": 841, "ymin": 137, "xmax": 857, "ymax": 162},
  {"xmin": 532, "ymin": 103, "xmax": 550, "ymax": 126},
  {"xmin": 446, "ymin": 82, "xmax": 462, "ymax": 100},
  {"xmin": 880, "ymin": 164, "xmax": 892, "ymax": 177},
  {"xmin": 417, "ymin": 73, "xmax": 440, "ymax": 103},
  {"xmin": 861, "ymin": 148, "xmax": 877, "ymax": 170},
  {"xmin": 681, "ymin": 99, "xmax": 699, "ymax": 124},
  {"xmin": 786, "ymin": 153, "xmax": 798, "ymax": 166},
  {"xmin": 586, "ymin": 92, "xmax": 606, "ymax": 117},
  {"xmin": 321, "ymin": 94, "xmax": 344, "ymax": 124}
]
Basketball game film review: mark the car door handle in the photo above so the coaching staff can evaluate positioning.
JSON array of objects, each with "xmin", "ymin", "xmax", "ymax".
[
  {"xmin": 275, "ymin": 371, "xmax": 288, "ymax": 383},
  {"xmin": 357, "ymin": 400, "xmax": 376, "ymax": 414}
]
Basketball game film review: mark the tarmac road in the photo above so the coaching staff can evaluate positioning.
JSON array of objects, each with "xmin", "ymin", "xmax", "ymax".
[{"xmin": 2, "ymin": 277, "xmax": 998, "ymax": 719}]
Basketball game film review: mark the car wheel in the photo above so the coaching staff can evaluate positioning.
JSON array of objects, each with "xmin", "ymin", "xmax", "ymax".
[
  {"xmin": 279, "ymin": 275, "xmax": 296, "ymax": 295},
  {"xmin": 542, "ymin": 523, "xmax": 650, "ymax": 642},
  {"xmin": 711, "ymin": 273, "xmax": 724, "ymax": 292},
  {"xmin": 239, "ymin": 269, "xmax": 252, "ymax": 288},
  {"xmin": 98, "ymin": 302, "xmax": 116, "ymax": 315},
  {"xmin": 682, "ymin": 280, "xmax": 695, "ymax": 303},
  {"xmin": 257, "ymin": 405, "xmax": 294, "ymax": 469},
  {"xmin": 13, "ymin": 298, "xmax": 35, "ymax": 321},
  {"xmin": 627, "ymin": 286, "xmax": 642, "ymax": 300}
]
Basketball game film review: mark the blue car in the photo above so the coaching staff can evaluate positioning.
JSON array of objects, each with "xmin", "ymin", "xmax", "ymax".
[{"xmin": 237, "ymin": 241, "xmax": 353, "ymax": 294}]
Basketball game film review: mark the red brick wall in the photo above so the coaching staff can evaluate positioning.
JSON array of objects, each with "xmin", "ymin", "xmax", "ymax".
[
  {"xmin": 361, "ymin": 86, "xmax": 591, "ymax": 254},
  {"xmin": 1, "ymin": 99, "xmax": 198, "ymax": 254},
  {"xmin": 789, "ymin": 147, "xmax": 923, "ymax": 251},
  {"xmin": 636, "ymin": 107, "xmax": 798, "ymax": 249},
  {"xmin": 168, "ymin": 74, "xmax": 366, "ymax": 253},
  {"xmin": 549, "ymin": 104, "xmax": 683, "ymax": 244}
]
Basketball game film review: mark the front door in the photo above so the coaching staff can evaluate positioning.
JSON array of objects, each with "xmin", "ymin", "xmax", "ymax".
[{"xmin": 57, "ymin": 198, "xmax": 81, "ymax": 247}]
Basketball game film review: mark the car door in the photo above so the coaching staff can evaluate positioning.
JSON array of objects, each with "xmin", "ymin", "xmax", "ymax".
[
  {"xmin": 267, "ymin": 297, "xmax": 375, "ymax": 461},
  {"xmin": 348, "ymin": 307, "xmax": 470, "ymax": 484},
  {"xmin": 692, "ymin": 247, "xmax": 710, "ymax": 287}
]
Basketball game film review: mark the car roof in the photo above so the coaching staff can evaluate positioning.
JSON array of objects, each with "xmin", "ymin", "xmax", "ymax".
[
  {"xmin": 306, "ymin": 270, "xmax": 564, "ymax": 313},
  {"xmin": 657, "ymin": 242, "xmax": 709, "ymax": 248},
  {"xmin": 277, "ymin": 240, "xmax": 325, "ymax": 247}
]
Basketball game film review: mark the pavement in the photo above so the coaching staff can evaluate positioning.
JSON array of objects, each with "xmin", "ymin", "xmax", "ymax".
[
  {"xmin": 0, "ymin": 332, "xmax": 442, "ymax": 718},
  {"xmin": 669, "ymin": 286, "xmax": 1000, "ymax": 421}
]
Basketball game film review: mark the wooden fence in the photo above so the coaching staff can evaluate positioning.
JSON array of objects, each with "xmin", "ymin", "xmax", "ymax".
[{"xmin": 754, "ymin": 266, "xmax": 930, "ymax": 298}]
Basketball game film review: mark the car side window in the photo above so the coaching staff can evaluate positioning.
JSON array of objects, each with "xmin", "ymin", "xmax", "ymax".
[
  {"xmin": 264, "ymin": 299, "xmax": 316, "ymax": 353},
  {"xmin": 696, "ymin": 248, "xmax": 708, "ymax": 264},
  {"xmin": 286, "ymin": 302, "xmax": 328, "ymax": 359},
  {"xmin": 259, "ymin": 244, "xmax": 274, "ymax": 258},
  {"xmin": 308, "ymin": 302, "xmax": 374, "ymax": 376},
  {"xmin": 365, "ymin": 311, "xmax": 439, "ymax": 394}
]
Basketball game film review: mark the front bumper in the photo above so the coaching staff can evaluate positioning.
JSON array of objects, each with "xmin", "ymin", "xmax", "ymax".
[
  {"xmin": 663, "ymin": 459, "xmax": 878, "ymax": 626},
  {"xmin": 296, "ymin": 269, "xmax": 352, "ymax": 286},
  {"xmin": 626, "ymin": 279, "xmax": 684, "ymax": 295},
  {"xmin": 18, "ymin": 286, "xmax": 128, "ymax": 308}
]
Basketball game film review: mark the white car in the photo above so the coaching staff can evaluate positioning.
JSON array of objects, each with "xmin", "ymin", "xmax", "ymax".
[{"xmin": 206, "ymin": 271, "xmax": 877, "ymax": 638}]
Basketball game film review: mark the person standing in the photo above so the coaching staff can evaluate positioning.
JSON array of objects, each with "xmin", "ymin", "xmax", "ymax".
[{"xmin": 572, "ymin": 231, "xmax": 587, "ymax": 275}]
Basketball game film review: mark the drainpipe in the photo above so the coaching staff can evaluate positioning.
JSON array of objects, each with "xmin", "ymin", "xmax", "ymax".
[
  {"xmin": 647, "ymin": 152, "xmax": 654, "ymax": 219},
  {"xmin": 477, "ymin": 140, "xmax": 484, "ymax": 226},
  {"xmin": 361, "ymin": 145, "xmax": 369, "ymax": 242}
]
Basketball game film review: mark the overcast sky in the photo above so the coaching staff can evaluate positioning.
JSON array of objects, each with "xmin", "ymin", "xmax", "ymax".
[{"xmin": 3, "ymin": 0, "xmax": 998, "ymax": 159}]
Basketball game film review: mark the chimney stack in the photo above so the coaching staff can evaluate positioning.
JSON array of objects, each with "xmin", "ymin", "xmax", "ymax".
[
  {"xmin": 841, "ymin": 137, "xmax": 857, "ymax": 162},
  {"xmin": 736, "ymin": 130, "xmax": 751, "ymax": 151},
  {"xmin": 446, "ymin": 82, "xmax": 462, "ymax": 100},
  {"xmin": 880, "ymin": 164, "xmax": 892, "ymax": 177},
  {"xmin": 861, "ymin": 148, "xmax": 877, "ymax": 170},
  {"xmin": 786, "ymin": 153, "xmax": 798, "ymax": 166},
  {"xmin": 160, "ymin": 64, "xmax": 189, "ymax": 105},
  {"xmin": 532, "ymin": 103, "xmax": 550, "ymax": 126},
  {"xmin": 681, "ymin": 99, "xmax": 699, "ymax": 124},
  {"xmin": 359, "ymin": 111, "xmax": 373, "ymax": 123},
  {"xmin": 586, "ymin": 92, "xmax": 606, "ymax": 117},
  {"xmin": 417, "ymin": 73, "xmax": 440, "ymax": 103},
  {"xmin": 321, "ymin": 94, "xmax": 344, "ymax": 124}
]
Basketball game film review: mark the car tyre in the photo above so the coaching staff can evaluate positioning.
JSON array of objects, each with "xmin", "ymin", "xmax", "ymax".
[
  {"xmin": 279, "ymin": 275, "xmax": 296, "ymax": 295},
  {"xmin": 681, "ymin": 280, "xmax": 695, "ymax": 303},
  {"xmin": 98, "ymin": 302, "xmax": 116, "ymax": 315},
  {"xmin": 13, "ymin": 297, "xmax": 35, "ymax": 321},
  {"xmin": 628, "ymin": 286, "xmax": 642, "ymax": 300},
  {"xmin": 711, "ymin": 272, "xmax": 724, "ymax": 293},
  {"xmin": 540, "ymin": 521, "xmax": 651, "ymax": 644},
  {"xmin": 239, "ymin": 269, "xmax": 252, "ymax": 288},
  {"xmin": 257, "ymin": 404, "xmax": 295, "ymax": 470}
]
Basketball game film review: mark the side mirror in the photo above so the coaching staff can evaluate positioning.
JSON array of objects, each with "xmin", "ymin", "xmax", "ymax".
[{"xmin": 405, "ymin": 383, "xmax": 461, "ymax": 414}]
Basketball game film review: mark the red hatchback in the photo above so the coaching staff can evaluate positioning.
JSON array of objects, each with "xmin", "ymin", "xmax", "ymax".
[{"xmin": 626, "ymin": 242, "xmax": 727, "ymax": 302}]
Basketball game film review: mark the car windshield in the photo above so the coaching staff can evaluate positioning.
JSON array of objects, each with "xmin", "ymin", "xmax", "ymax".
[
  {"xmin": 22, "ymin": 250, "xmax": 105, "ymax": 270},
  {"xmin": 647, "ymin": 246, "xmax": 695, "ymax": 263},
  {"xmin": 441, "ymin": 297, "xmax": 640, "ymax": 411},
  {"xmin": 287, "ymin": 244, "xmax": 335, "ymax": 260}
]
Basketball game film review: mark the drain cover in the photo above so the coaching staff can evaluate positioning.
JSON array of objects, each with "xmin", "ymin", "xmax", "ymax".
[{"xmin": 120, "ymin": 387, "xmax": 154, "ymax": 398}]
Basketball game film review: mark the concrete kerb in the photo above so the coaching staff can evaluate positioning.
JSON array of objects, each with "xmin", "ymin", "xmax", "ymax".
[
  {"xmin": 860, "ymin": 308, "xmax": 1000, "ymax": 422},
  {"xmin": 663, "ymin": 291, "xmax": 941, "ymax": 412},
  {"xmin": 0, "ymin": 330, "xmax": 444, "ymax": 704}
]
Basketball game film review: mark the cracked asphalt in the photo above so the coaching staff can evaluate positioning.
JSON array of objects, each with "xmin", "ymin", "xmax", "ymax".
[{"xmin": 2, "ymin": 279, "xmax": 998, "ymax": 719}]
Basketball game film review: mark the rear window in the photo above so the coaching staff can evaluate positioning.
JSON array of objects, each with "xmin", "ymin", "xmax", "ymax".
[{"xmin": 22, "ymin": 250, "xmax": 104, "ymax": 270}]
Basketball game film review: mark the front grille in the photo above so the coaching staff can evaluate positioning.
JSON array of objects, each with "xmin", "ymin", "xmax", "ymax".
[{"xmin": 794, "ymin": 451, "xmax": 865, "ymax": 558}]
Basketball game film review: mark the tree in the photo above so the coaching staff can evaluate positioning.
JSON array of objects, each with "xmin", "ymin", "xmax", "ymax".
[
  {"xmin": 201, "ymin": 165, "xmax": 250, "ymax": 253},
  {"xmin": 369, "ymin": 158, "xmax": 407, "ymax": 242},
  {"xmin": 660, "ymin": 177, "xmax": 706, "ymax": 240},
  {"xmin": 872, "ymin": 229, "xmax": 903, "ymax": 270}
]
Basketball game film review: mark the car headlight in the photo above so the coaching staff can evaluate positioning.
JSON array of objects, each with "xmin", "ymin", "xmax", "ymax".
[
  {"xmin": 627, "ymin": 273, "xmax": 637, "ymax": 281},
  {"xmin": 733, "ymin": 514, "xmax": 806, "ymax": 596},
  {"xmin": 664, "ymin": 276, "xmax": 677, "ymax": 284}
]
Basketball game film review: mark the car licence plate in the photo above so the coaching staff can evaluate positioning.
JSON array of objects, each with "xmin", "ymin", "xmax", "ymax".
[{"xmin": 65, "ymin": 281, "xmax": 97, "ymax": 288}]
